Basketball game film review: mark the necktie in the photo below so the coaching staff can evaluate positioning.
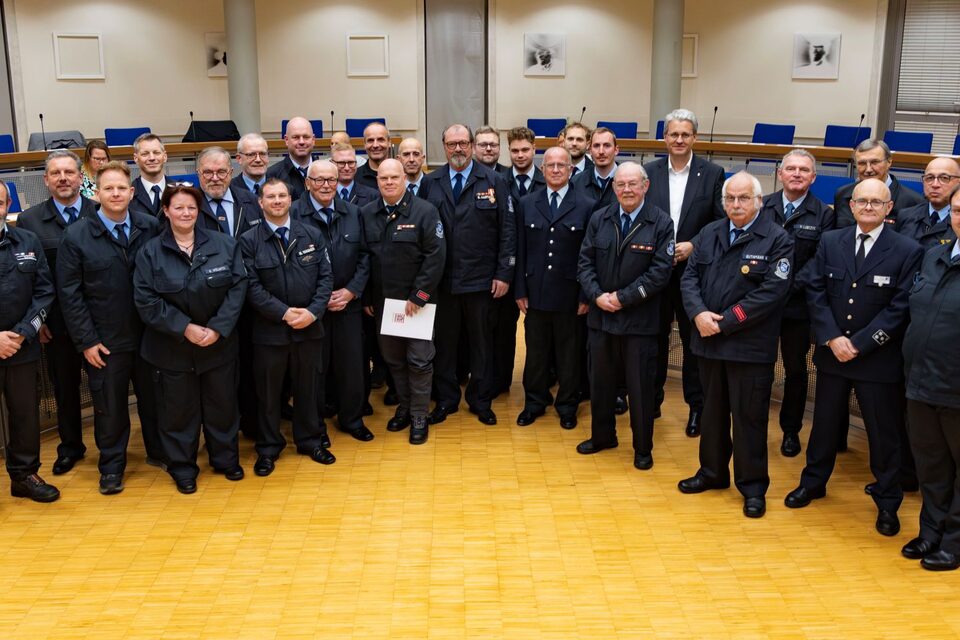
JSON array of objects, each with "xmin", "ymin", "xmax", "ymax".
[
  {"xmin": 951, "ymin": 253, "xmax": 960, "ymax": 265},
  {"xmin": 253, "ymin": 183, "xmax": 261, "ymax": 196},
  {"xmin": 340, "ymin": 188, "xmax": 349, "ymax": 201},
  {"xmin": 571, "ymin": 166, "xmax": 580, "ymax": 177},
  {"xmin": 151, "ymin": 185, "xmax": 162, "ymax": 213},
  {"xmin": 63, "ymin": 206, "xmax": 78, "ymax": 225},
  {"xmin": 930, "ymin": 209, "xmax": 941, "ymax": 228},
  {"xmin": 598, "ymin": 176, "xmax": 610, "ymax": 191},
  {"xmin": 276, "ymin": 227, "xmax": 289, "ymax": 249},
  {"xmin": 856, "ymin": 233, "xmax": 869, "ymax": 270},
  {"xmin": 784, "ymin": 202, "xmax": 795, "ymax": 219},
  {"xmin": 621, "ymin": 213, "xmax": 632, "ymax": 238},
  {"xmin": 319, "ymin": 207, "xmax": 333, "ymax": 225},
  {"xmin": 407, "ymin": 184, "xmax": 417, "ymax": 197},
  {"xmin": 730, "ymin": 227, "xmax": 744, "ymax": 244},
  {"xmin": 452, "ymin": 173, "xmax": 464, "ymax": 201},
  {"xmin": 115, "ymin": 222, "xmax": 128, "ymax": 248},
  {"xmin": 214, "ymin": 199, "xmax": 229, "ymax": 234},
  {"xmin": 517, "ymin": 174, "xmax": 529, "ymax": 197},
  {"xmin": 550, "ymin": 191, "xmax": 560, "ymax": 218},
  {"xmin": 297, "ymin": 167, "xmax": 307, "ymax": 179},
  {"xmin": 386, "ymin": 205, "xmax": 398, "ymax": 217}
]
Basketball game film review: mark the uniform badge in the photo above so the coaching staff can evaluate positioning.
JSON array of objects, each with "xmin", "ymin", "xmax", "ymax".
[
  {"xmin": 666, "ymin": 240, "xmax": 675, "ymax": 257},
  {"xmin": 873, "ymin": 275, "xmax": 891, "ymax": 286},
  {"xmin": 872, "ymin": 329, "xmax": 889, "ymax": 345},
  {"xmin": 435, "ymin": 221, "xmax": 444, "ymax": 238},
  {"xmin": 741, "ymin": 265, "xmax": 750, "ymax": 275},
  {"xmin": 774, "ymin": 258, "xmax": 791, "ymax": 280}
]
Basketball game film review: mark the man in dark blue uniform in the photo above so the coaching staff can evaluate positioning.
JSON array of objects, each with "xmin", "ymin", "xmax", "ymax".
[
  {"xmin": 514, "ymin": 146, "xmax": 594, "ymax": 428},
  {"xmin": 759, "ymin": 149, "xmax": 836, "ymax": 457},
  {"xmin": 559, "ymin": 123, "xmax": 594, "ymax": 177},
  {"xmin": 785, "ymin": 178, "xmax": 923, "ymax": 538},
  {"xmin": 679, "ymin": 172, "xmax": 794, "ymax": 518},
  {"xmin": 294, "ymin": 159, "xmax": 373, "ymax": 443},
  {"xmin": 265, "ymin": 116, "xmax": 315, "ymax": 201},
  {"xmin": 332, "ymin": 143, "xmax": 379, "ymax": 208},
  {"xmin": 833, "ymin": 139, "xmax": 924, "ymax": 228},
  {"xmin": 901, "ymin": 188, "xmax": 960, "ymax": 570},
  {"xmin": 0, "ymin": 181, "xmax": 60, "ymax": 502},
  {"xmin": 570, "ymin": 127, "xmax": 619, "ymax": 213},
  {"xmin": 230, "ymin": 133, "xmax": 269, "ymax": 195},
  {"xmin": 57, "ymin": 161, "xmax": 162, "ymax": 494},
  {"xmin": 16, "ymin": 150, "xmax": 98, "ymax": 475},
  {"xmin": 128, "ymin": 133, "xmax": 172, "ymax": 218},
  {"xmin": 894, "ymin": 157, "xmax": 958, "ymax": 249},
  {"xmin": 362, "ymin": 159, "xmax": 446, "ymax": 444},
  {"xmin": 354, "ymin": 122, "xmax": 392, "ymax": 190},
  {"xmin": 577, "ymin": 162, "xmax": 675, "ymax": 469},
  {"xmin": 422, "ymin": 124, "xmax": 514, "ymax": 426},
  {"xmin": 240, "ymin": 179, "xmax": 335, "ymax": 475}
]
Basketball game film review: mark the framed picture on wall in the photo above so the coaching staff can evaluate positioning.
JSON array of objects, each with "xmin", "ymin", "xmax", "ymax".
[
  {"xmin": 206, "ymin": 32, "xmax": 227, "ymax": 78},
  {"xmin": 792, "ymin": 32, "xmax": 841, "ymax": 80},
  {"xmin": 524, "ymin": 33, "xmax": 565, "ymax": 77}
]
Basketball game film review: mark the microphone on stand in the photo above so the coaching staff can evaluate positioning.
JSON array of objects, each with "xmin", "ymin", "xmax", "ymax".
[
  {"xmin": 188, "ymin": 111, "xmax": 197, "ymax": 142},
  {"xmin": 852, "ymin": 113, "xmax": 865, "ymax": 148},
  {"xmin": 709, "ymin": 106, "xmax": 718, "ymax": 143},
  {"xmin": 578, "ymin": 106, "xmax": 586, "ymax": 123},
  {"xmin": 39, "ymin": 113, "xmax": 47, "ymax": 151},
  {"xmin": 330, "ymin": 110, "xmax": 335, "ymax": 133}
]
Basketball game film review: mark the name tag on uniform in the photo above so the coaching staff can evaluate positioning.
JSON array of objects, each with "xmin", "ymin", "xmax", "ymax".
[
  {"xmin": 14, "ymin": 251, "xmax": 36, "ymax": 261},
  {"xmin": 795, "ymin": 225, "xmax": 818, "ymax": 231},
  {"xmin": 873, "ymin": 275, "xmax": 891, "ymax": 286},
  {"xmin": 396, "ymin": 224, "xmax": 416, "ymax": 231},
  {"xmin": 743, "ymin": 254, "xmax": 768, "ymax": 260},
  {"xmin": 205, "ymin": 265, "xmax": 229, "ymax": 274},
  {"xmin": 298, "ymin": 245, "xmax": 316, "ymax": 256}
]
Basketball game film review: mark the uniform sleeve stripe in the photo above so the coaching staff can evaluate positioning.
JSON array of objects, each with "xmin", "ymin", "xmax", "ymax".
[{"xmin": 732, "ymin": 304, "xmax": 747, "ymax": 323}]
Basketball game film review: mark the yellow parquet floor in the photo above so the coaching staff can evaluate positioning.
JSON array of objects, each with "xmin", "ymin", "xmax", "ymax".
[{"xmin": 1, "ymin": 376, "xmax": 958, "ymax": 638}]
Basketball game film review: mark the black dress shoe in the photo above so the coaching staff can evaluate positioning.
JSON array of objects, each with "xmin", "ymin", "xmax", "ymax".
[
  {"xmin": 362, "ymin": 401, "xmax": 374, "ymax": 416},
  {"xmin": 387, "ymin": 410, "xmax": 411, "ymax": 431},
  {"xmin": 52, "ymin": 454, "xmax": 83, "ymax": 475},
  {"xmin": 175, "ymin": 477, "xmax": 197, "ymax": 494},
  {"xmin": 559, "ymin": 415, "xmax": 577, "ymax": 430},
  {"xmin": 901, "ymin": 537, "xmax": 938, "ymax": 560},
  {"xmin": 409, "ymin": 417, "xmax": 429, "ymax": 445},
  {"xmin": 685, "ymin": 410, "xmax": 701, "ymax": 437},
  {"xmin": 320, "ymin": 433, "xmax": 332, "ymax": 449},
  {"xmin": 576, "ymin": 439, "xmax": 618, "ymax": 455},
  {"xmin": 383, "ymin": 389, "xmax": 400, "ymax": 406},
  {"xmin": 99, "ymin": 473, "xmax": 124, "ymax": 495},
  {"xmin": 784, "ymin": 486, "xmax": 826, "ymax": 509},
  {"xmin": 780, "ymin": 432, "xmax": 801, "ymax": 457},
  {"xmin": 864, "ymin": 482, "xmax": 876, "ymax": 496},
  {"xmin": 921, "ymin": 549, "xmax": 960, "ymax": 571},
  {"xmin": 677, "ymin": 475, "xmax": 728, "ymax": 494},
  {"xmin": 876, "ymin": 510, "xmax": 901, "ymax": 537},
  {"xmin": 653, "ymin": 405, "xmax": 662, "ymax": 419},
  {"xmin": 516, "ymin": 409, "xmax": 544, "ymax": 426},
  {"xmin": 633, "ymin": 452, "xmax": 653, "ymax": 470},
  {"xmin": 11, "ymin": 474, "xmax": 61, "ymax": 503},
  {"xmin": 307, "ymin": 447, "xmax": 336, "ymax": 465},
  {"xmin": 743, "ymin": 496, "xmax": 766, "ymax": 518},
  {"xmin": 342, "ymin": 425, "xmax": 375, "ymax": 442},
  {"xmin": 254, "ymin": 455, "xmax": 276, "ymax": 477},
  {"xmin": 614, "ymin": 396, "xmax": 628, "ymax": 415},
  {"xmin": 473, "ymin": 408, "xmax": 497, "ymax": 425},
  {"xmin": 428, "ymin": 405, "xmax": 458, "ymax": 425},
  {"xmin": 222, "ymin": 466, "xmax": 245, "ymax": 481}
]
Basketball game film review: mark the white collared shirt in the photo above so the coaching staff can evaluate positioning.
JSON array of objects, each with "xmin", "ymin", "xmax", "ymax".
[
  {"xmin": 547, "ymin": 184, "xmax": 570, "ymax": 208},
  {"xmin": 667, "ymin": 155, "xmax": 692, "ymax": 232},
  {"xmin": 855, "ymin": 223, "xmax": 884, "ymax": 258},
  {"xmin": 141, "ymin": 176, "xmax": 166, "ymax": 203}
]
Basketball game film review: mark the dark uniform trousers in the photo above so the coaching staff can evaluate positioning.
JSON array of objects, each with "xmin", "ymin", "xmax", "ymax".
[
  {"xmin": 778, "ymin": 317, "xmax": 811, "ymax": 434},
  {"xmin": 46, "ymin": 331, "xmax": 85, "ymax": 458},
  {"xmin": 656, "ymin": 266, "xmax": 703, "ymax": 410},
  {"xmin": 907, "ymin": 401, "xmax": 960, "ymax": 553},
  {"xmin": 254, "ymin": 340, "xmax": 324, "ymax": 457},
  {"xmin": 491, "ymin": 294, "xmax": 520, "ymax": 395},
  {"xmin": 2, "ymin": 362, "xmax": 42, "ymax": 479},
  {"xmin": 320, "ymin": 308, "xmax": 366, "ymax": 432},
  {"xmin": 434, "ymin": 290, "xmax": 495, "ymax": 411},
  {"xmin": 589, "ymin": 332, "xmax": 657, "ymax": 453},
  {"xmin": 379, "ymin": 333, "xmax": 435, "ymax": 418},
  {"xmin": 523, "ymin": 309, "xmax": 582, "ymax": 415}
]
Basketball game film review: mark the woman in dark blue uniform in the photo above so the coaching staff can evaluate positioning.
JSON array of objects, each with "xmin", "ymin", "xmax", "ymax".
[{"xmin": 133, "ymin": 185, "xmax": 248, "ymax": 494}]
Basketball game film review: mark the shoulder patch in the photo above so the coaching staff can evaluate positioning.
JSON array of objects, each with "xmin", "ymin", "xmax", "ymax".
[
  {"xmin": 666, "ymin": 240, "xmax": 675, "ymax": 257},
  {"xmin": 774, "ymin": 258, "xmax": 791, "ymax": 279},
  {"xmin": 435, "ymin": 221, "xmax": 444, "ymax": 238}
]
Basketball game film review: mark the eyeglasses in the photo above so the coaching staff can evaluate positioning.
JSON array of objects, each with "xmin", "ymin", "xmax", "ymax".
[
  {"xmin": 444, "ymin": 141, "xmax": 472, "ymax": 150},
  {"xmin": 666, "ymin": 132, "xmax": 694, "ymax": 141},
  {"xmin": 851, "ymin": 198, "xmax": 891, "ymax": 209},
  {"xmin": 475, "ymin": 142, "xmax": 499, "ymax": 149},
  {"xmin": 781, "ymin": 166, "xmax": 814, "ymax": 175},
  {"xmin": 855, "ymin": 159, "xmax": 888, "ymax": 168},
  {"xmin": 306, "ymin": 176, "xmax": 338, "ymax": 186},
  {"xmin": 543, "ymin": 162, "xmax": 570, "ymax": 171},
  {"xmin": 723, "ymin": 194, "xmax": 758, "ymax": 204},
  {"xmin": 921, "ymin": 173, "xmax": 960, "ymax": 184},
  {"xmin": 200, "ymin": 169, "xmax": 230, "ymax": 180},
  {"xmin": 168, "ymin": 180, "xmax": 194, "ymax": 187},
  {"xmin": 332, "ymin": 160, "xmax": 357, "ymax": 168},
  {"xmin": 239, "ymin": 151, "xmax": 269, "ymax": 159}
]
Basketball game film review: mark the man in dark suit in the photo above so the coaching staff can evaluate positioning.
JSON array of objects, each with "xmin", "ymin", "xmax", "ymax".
[
  {"xmin": 759, "ymin": 149, "xmax": 836, "ymax": 457},
  {"xmin": 399, "ymin": 138, "xmax": 430, "ymax": 200},
  {"xmin": 230, "ymin": 133, "xmax": 269, "ymax": 195},
  {"xmin": 422, "ymin": 124, "xmax": 515, "ymax": 426},
  {"xmin": 833, "ymin": 139, "xmax": 924, "ymax": 228},
  {"xmin": 894, "ymin": 157, "xmax": 959, "ymax": 249},
  {"xmin": 514, "ymin": 146, "xmax": 594, "ymax": 429},
  {"xmin": 128, "ymin": 133, "xmax": 172, "ymax": 218},
  {"xmin": 354, "ymin": 122, "xmax": 392, "ymax": 190},
  {"xmin": 577, "ymin": 162, "xmax": 675, "ymax": 469},
  {"xmin": 474, "ymin": 126, "xmax": 509, "ymax": 173},
  {"xmin": 56, "ymin": 161, "xmax": 162, "ymax": 494},
  {"xmin": 265, "ymin": 116, "xmax": 315, "ymax": 201},
  {"xmin": 332, "ymin": 143, "xmax": 379, "ymax": 207},
  {"xmin": 644, "ymin": 108, "xmax": 725, "ymax": 437},
  {"xmin": 571, "ymin": 127, "xmax": 619, "ymax": 212},
  {"xmin": 785, "ymin": 178, "xmax": 923, "ymax": 538},
  {"xmin": 195, "ymin": 147, "xmax": 263, "ymax": 238},
  {"xmin": 559, "ymin": 123, "xmax": 594, "ymax": 178},
  {"xmin": 16, "ymin": 150, "xmax": 98, "ymax": 475}
]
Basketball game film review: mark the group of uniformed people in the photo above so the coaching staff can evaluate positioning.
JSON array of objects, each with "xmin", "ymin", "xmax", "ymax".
[{"xmin": 2, "ymin": 110, "xmax": 960, "ymax": 571}]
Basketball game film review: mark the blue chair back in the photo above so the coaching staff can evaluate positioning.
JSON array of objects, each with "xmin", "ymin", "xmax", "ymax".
[
  {"xmin": 809, "ymin": 174, "xmax": 854, "ymax": 206},
  {"xmin": 954, "ymin": 135, "xmax": 960, "ymax": 156},
  {"xmin": 883, "ymin": 130, "xmax": 933, "ymax": 153},
  {"xmin": 526, "ymin": 118, "xmax": 566, "ymax": 138},
  {"xmin": 823, "ymin": 124, "xmax": 871, "ymax": 149},
  {"xmin": 0, "ymin": 134, "xmax": 14, "ymax": 153},
  {"xmin": 167, "ymin": 173, "xmax": 199, "ymax": 187},
  {"xmin": 752, "ymin": 123, "xmax": 795, "ymax": 145},
  {"xmin": 6, "ymin": 181, "xmax": 22, "ymax": 213},
  {"xmin": 104, "ymin": 127, "xmax": 151, "ymax": 147},
  {"xmin": 345, "ymin": 118, "xmax": 385, "ymax": 139},
  {"xmin": 596, "ymin": 121, "xmax": 637, "ymax": 140},
  {"xmin": 281, "ymin": 119, "xmax": 323, "ymax": 139},
  {"xmin": 654, "ymin": 120, "xmax": 665, "ymax": 140}
]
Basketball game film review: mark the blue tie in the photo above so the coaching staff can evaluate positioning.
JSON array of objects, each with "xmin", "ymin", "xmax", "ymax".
[
  {"xmin": 63, "ymin": 206, "xmax": 78, "ymax": 225},
  {"xmin": 598, "ymin": 177, "xmax": 610, "ymax": 191},
  {"xmin": 115, "ymin": 222, "xmax": 128, "ymax": 247},
  {"xmin": 214, "ymin": 199, "xmax": 229, "ymax": 234},
  {"xmin": 784, "ymin": 202, "xmax": 795, "ymax": 219},
  {"xmin": 407, "ymin": 184, "xmax": 417, "ymax": 197},
  {"xmin": 151, "ymin": 185, "xmax": 162, "ymax": 214},
  {"xmin": 517, "ymin": 174, "xmax": 529, "ymax": 196},
  {"xmin": 253, "ymin": 182, "xmax": 261, "ymax": 196},
  {"xmin": 621, "ymin": 213, "xmax": 631, "ymax": 238},
  {"xmin": 340, "ymin": 187, "xmax": 349, "ymax": 201},
  {"xmin": 319, "ymin": 207, "xmax": 333, "ymax": 225},
  {"xmin": 730, "ymin": 227, "xmax": 744, "ymax": 244},
  {"xmin": 452, "ymin": 173, "xmax": 464, "ymax": 201},
  {"xmin": 930, "ymin": 209, "xmax": 941, "ymax": 228},
  {"xmin": 550, "ymin": 191, "xmax": 560, "ymax": 218},
  {"xmin": 276, "ymin": 227, "xmax": 288, "ymax": 249}
]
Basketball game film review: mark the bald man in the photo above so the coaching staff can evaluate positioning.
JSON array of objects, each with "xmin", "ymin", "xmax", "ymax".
[
  {"xmin": 266, "ymin": 116, "xmax": 315, "ymax": 200},
  {"xmin": 894, "ymin": 156, "xmax": 960, "ymax": 248},
  {"xmin": 398, "ymin": 138, "xmax": 431, "ymax": 200},
  {"xmin": 355, "ymin": 122, "xmax": 391, "ymax": 190}
]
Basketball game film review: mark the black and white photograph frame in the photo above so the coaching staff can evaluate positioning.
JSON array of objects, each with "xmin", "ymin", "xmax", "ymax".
[
  {"xmin": 792, "ymin": 32, "xmax": 841, "ymax": 80},
  {"xmin": 523, "ymin": 33, "xmax": 565, "ymax": 77},
  {"xmin": 205, "ymin": 32, "xmax": 227, "ymax": 78}
]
